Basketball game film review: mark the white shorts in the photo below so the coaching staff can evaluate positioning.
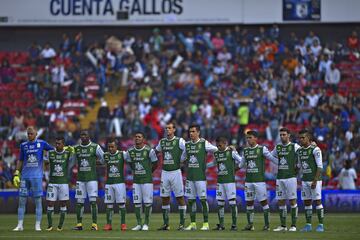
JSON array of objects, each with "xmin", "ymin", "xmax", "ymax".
[
  {"xmin": 185, "ymin": 180, "xmax": 207, "ymax": 199},
  {"xmin": 216, "ymin": 182, "xmax": 237, "ymax": 201},
  {"xmin": 245, "ymin": 182, "xmax": 268, "ymax": 202},
  {"xmin": 133, "ymin": 183, "xmax": 153, "ymax": 204},
  {"xmin": 75, "ymin": 181, "xmax": 98, "ymax": 199},
  {"xmin": 276, "ymin": 178, "xmax": 298, "ymax": 200},
  {"xmin": 301, "ymin": 181, "xmax": 322, "ymax": 201},
  {"xmin": 46, "ymin": 183, "xmax": 69, "ymax": 201},
  {"xmin": 105, "ymin": 183, "xmax": 126, "ymax": 204},
  {"xmin": 160, "ymin": 169, "xmax": 184, "ymax": 198}
]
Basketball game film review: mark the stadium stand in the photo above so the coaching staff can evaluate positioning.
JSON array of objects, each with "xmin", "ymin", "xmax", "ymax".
[{"xmin": 0, "ymin": 26, "xmax": 359, "ymax": 191}]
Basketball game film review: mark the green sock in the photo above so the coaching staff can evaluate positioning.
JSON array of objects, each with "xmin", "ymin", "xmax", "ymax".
[
  {"xmin": 230, "ymin": 204, "xmax": 238, "ymax": 226},
  {"xmin": 135, "ymin": 206, "xmax": 142, "ymax": 225},
  {"xmin": 201, "ymin": 199, "xmax": 209, "ymax": 223},
  {"xmin": 317, "ymin": 206, "xmax": 324, "ymax": 224},
  {"xmin": 76, "ymin": 203, "xmax": 84, "ymax": 224},
  {"xmin": 106, "ymin": 206, "xmax": 113, "ymax": 225},
  {"xmin": 91, "ymin": 202, "xmax": 98, "ymax": 224},
  {"xmin": 188, "ymin": 200, "xmax": 196, "ymax": 223},
  {"xmin": 47, "ymin": 207, "xmax": 54, "ymax": 227},
  {"xmin": 179, "ymin": 206, "xmax": 186, "ymax": 225},
  {"xmin": 291, "ymin": 205, "xmax": 298, "ymax": 226},
  {"xmin": 246, "ymin": 207, "xmax": 254, "ymax": 225},
  {"xmin": 162, "ymin": 205, "xmax": 170, "ymax": 225},
  {"xmin": 59, "ymin": 207, "xmax": 67, "ymax": 228},
  {"xmin": 218, "ymin": 205, "xmax": 225, "ymax": 226},
  {"xmin": 144, "ymin": 205, "xmax": 152, "ymax": 225},
  {"xmin": 120, "ymin": 206, "xmax": 126, "ymax": 224},
  {"xmin": 263, "ymin": 206, "xmax": 270, "ymax": 226},
  {"xmin": 305, "ymin": 207, "xmax": 312, "ymax": 224},
  {"xmin": 279, "ymin": 206, "xmax": 287, "ymax": 226}
]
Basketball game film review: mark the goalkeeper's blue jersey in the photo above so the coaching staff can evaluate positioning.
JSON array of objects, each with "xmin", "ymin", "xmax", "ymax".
[{"xmin": 20, "ymin": 139, "xmax": 53, "ymax": 179}]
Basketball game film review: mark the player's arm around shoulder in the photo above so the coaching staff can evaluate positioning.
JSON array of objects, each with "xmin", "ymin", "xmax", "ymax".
[{"xmin": 149, "ymin": 148, "xmax": 159, "ymax": 172}]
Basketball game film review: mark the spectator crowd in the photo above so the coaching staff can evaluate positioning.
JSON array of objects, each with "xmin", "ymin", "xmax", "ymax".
[{"xmin": 0, "ymin": 25, "xmax": 359, "ymax": 190}]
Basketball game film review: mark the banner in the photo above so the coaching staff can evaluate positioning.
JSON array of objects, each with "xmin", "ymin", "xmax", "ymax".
[
  {"xmin": 1, "ymin": 190, "xmax": 359, "ymax": 213},
  {"xmin": 283, "ymin": 0, "xmax": 321, "ymax": 21},
  {"xmin": 0, "ymin": 0, "xmax": 244, "ymax": 26}
]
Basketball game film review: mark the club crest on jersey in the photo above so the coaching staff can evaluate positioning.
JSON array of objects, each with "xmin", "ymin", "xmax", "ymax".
[
  {"xmin": 257, "ymin": 148, "xmax": 261, "ymax": 154},
  {"xmin": 37, "ymin": 143, "xmax": 40, "ymax": 148},
  {"xmin": 143, "ymin": 151, "xmax": 147, "ymax": 157}
]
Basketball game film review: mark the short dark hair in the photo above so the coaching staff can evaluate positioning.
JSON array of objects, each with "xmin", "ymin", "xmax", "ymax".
[
  {"xmin": 80, "ymin": 129, "xmax": 89, "ymax": 135},
  {"xmin": 299, "ymin": 129, "xmax": 312, "ymax": 139},
  {"xmin": 134, "ymin": 131, "xmax": 146, "ymax": 138},
  {"xmin": 189, "ymin": 124, "xmax": 201, "ymax": 132},
  {"xmin": 55, "ymin": 135, "xmax": 65, "ymax": 143},
  {"xmin": 166, "ymin": 122, "xmax": 176, "ymax": 128},
  {"xmin": 246, "ymin": 130, "xmax": 258, "ymax": 138},
  {"xmin": 216, "ymin": 136, "xmax": 228, "ymax": 143},
  {"xmin": 279, "ymin": 127, "xmax": 290, "ymax": 134},
  {"xmin": 107, "ymin": 137, "xmax": 117, "ymax": 145}
]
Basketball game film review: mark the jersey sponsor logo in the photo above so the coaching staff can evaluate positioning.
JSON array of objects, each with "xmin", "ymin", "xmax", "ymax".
[
  {"xmin": 279, "ymin": 157, "xmax": 289, "ymax": 170},
  {"xmin": 188, "ymin": 155, "xmax": 200, "ymax": 168},
  {"xmin": 163, "ymin": 151, "xmax": 174, "ymax": 165},
  {"xmin": 26, "ymin": 154, "xmax": 39, "ymax": 167},
  {"xmin": 109, "ymin": 165, "xmax": 121, "ymax": 177},
  {"xmin": 218, "ymin": 162, "xmax": 228, "ymax": 176},
  {"xmin": 79, "ymin": 159, "xmax": 91, "ymax": 171},
  {"xmin": 302, "ymin": 161, "xmax": 312, "ymax": 174},
  {"xmin": 247, "ymin": 160, "xmax": 259, "ymax": 173},
  {"xmin": 134, "ymin": 162, "xmax": 146, "ymax": 175},
  {"xmin": 53, "ymin": 164, "xmax": 64, "ymax": 176}
]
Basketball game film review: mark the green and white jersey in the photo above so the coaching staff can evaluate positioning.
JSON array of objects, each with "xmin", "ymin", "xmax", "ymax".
[
  {"xmin": 297, "ymin": 145, "xmax": 323, "ymax": 182},
  {"xmin": 271, "ymin": 142, "xmax": 300, "ymax": 179},
  {"xmin": 155, "ymin": 136, "xmax": 185, "ymax": 171},
  {"xmin": 183, "ymin": 138, "xmax": 218, "ymax": 181},
  {"xmin": 243, "ymin": 144, "xmax": 277, "ymax": 183},
  {"xmin": 125, "ymin": 145, "xmax": 158, "ymax": 184},
  {"xmin": 74, "ymin": 142, "xmax": 104, "ymax": 182},
  {"xmin": 48, "ymin": 149, "xmax": 73, "ymax": 184},
  {"xmin": 213, "ymin": 147, "xmax": 243, "ymax": 184},
  {"xmin": 104, "ymin": 150, "xmax": 125, "ymax": 184}
]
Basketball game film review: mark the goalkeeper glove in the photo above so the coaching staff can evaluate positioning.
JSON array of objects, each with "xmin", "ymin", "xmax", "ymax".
[
  {"xmin": 64, "ymin": 145, "xmax": 75, "ymax": 154},
  {"xmin": 13, "ymin": 170, "xmax": 21, "ymax": 188}
]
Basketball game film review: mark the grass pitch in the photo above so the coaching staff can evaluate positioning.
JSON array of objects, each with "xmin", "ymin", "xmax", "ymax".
[{"xmin": 0, "ymin": 213, "xmax": 359, "ymax": 239}]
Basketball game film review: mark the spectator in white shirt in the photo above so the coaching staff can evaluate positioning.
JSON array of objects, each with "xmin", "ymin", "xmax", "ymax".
[
  {"xmin": 310, "ymin": 39, "xmax": 322, "ymax": 57},
  {"xmin": 294, "ymin": 61, "xmax": 307, "ymax": 76},
  {"xmin": 40, "ymin": 43, "xmax": 56, "ymax": 65},
  {"xmin": 338, "ymin": 160, "xmax": 357, "ymax": 190},
  {"xmin": 325, "ymin": 63, "xmax": 341, "ymax": 91},
  {"xmin": 306, "ymin": 89, "xmax": 320, "ymax": 108}
]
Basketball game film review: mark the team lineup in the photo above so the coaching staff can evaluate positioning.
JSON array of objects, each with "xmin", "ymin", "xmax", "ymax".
[{"xmin": 11, "ymin": 123, "xmax": 325, "ymax": 233}]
